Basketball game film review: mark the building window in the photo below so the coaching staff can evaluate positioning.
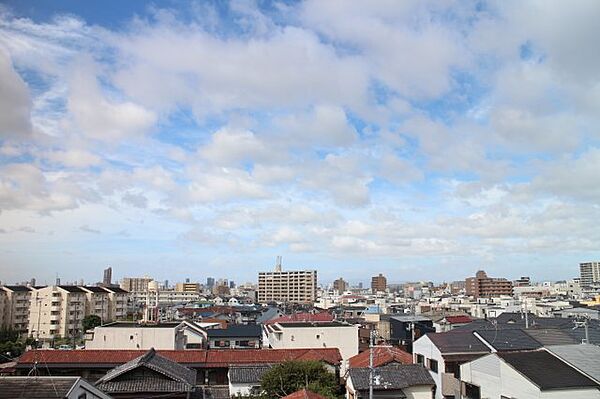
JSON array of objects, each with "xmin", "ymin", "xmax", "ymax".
[
  {"xmin": 416, "ymin": 354, "xmax": 424, "ymax": 365},
  {"xmin": 428, "ymin": 359, "xmax": 438, "ymax": 373}
]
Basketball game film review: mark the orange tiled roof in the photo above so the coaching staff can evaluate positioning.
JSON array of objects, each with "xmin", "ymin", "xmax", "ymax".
[
  {"xmin": 282, "ymin": 389, "xmax": 328, "ymax": 399},
  {"xmin": 348, "ymin": 346, "xmax": 412, "ymax": 368}
]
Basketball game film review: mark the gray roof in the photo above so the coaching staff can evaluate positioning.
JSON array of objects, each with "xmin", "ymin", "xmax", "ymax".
[
  {"xmin": 475, "ymin": 329, "xmax": 542, "ymax": 351},
  {"xmin": 524, "ymin": 329, "xmax": 578, "ymax": 346},
  {"xmin": 348, "ymin": 364, "xmax": 434, "ymax": 391},
  {"xmin": 1, "ymin": 286, "xmax": 32, "ymax": 292},
  {"xmin": 228, "ymin": 365, "xmax": 272, "ymax": 383},
  {"xmin": 546, "ymin": 344, "xmax": 600, "ymax": 383},
  {"xmin": 391, "ymin": 315, "xmax": 432, "ymax": 323},
  {"xmin": 96, "ymin": 348, "xmax": 196, "ymax": 393},
  {"xmin": 208, "ymin": 324, "xmax": 262, "ymax": 338},
  {"xmin": 0, "ymin": 376, "xmax": 86, "ymax": 398},
  {"xmin": 425, "ymin": 331, "xmax": 490, "ymax": 354}
]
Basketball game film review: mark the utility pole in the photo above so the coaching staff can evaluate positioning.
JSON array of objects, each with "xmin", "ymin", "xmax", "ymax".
[{"xmin": 369, "ymin": 327, "xmax": 376, "ymax": 399}]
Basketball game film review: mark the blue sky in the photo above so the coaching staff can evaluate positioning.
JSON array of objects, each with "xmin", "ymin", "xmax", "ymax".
[{"xmin": 1, "ymin": 0, "xmax": 599, "ymax": 286}]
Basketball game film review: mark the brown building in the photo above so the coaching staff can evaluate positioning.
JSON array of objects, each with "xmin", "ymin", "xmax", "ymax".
[
  {"xmin": 371, "ymin": 274, "xmax": 387, "ymax": 293},
  {"xmin": 465, "ymin": 270, "xmax": 513, "ymax": 298},
  {"xmin": 333, "ymin": 278, "xmax": 348, "ymax": 293}
]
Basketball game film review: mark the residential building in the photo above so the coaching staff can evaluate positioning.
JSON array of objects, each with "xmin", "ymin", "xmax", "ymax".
[
  {"xmin": 514, "ymin": 276, "xmax": 531, "ymax": 287},
  {"xmin": 460, "ymin": 351, "xmax": 600, "ymax": 399},
  {"xmin": 0, "ymin": 377, "xmax": 111, "ymax": 399},
  {"xmin": 27, "ymin": 285, "xmax": 87, "ymax": 341},
  {"xmin": 264, "ymin": 321, "xmax": 358, "ymax": 373},
  {"xmin": 120, "ymin": 276, "xmax": 153, "ymax": 292},
  {"xmin": 371, "ymin": 273, "xmax": 387, "ymax": 293},
  {"xmin": 348, "ymin": 346, "xmax": 413, "ymax": 369},
  {"xmin": 99, "ymin": 286, "xmax": 128, "ymax": 321},
  {"xmin": 102, "ymin": 267, "xmax": 112, "ymax": 286},
  {"xmin": 258, "ymin": 266, "xmax": 317, "ymax": 304},
  {"xmin": 0, "ymin": 286, "xmax": 33, "ymax": 337},
  {"xmin": 85, "ymin": 321, "xmax": 192, "ymax": 350},
  {"xmin": 333, "ymin": 277, "xmax": 348, "ymax": 293},
  {"xmin": 284, "ymin": 389, "xmax": 328, "ymax": 399},
  {"xmin": 546, "ymin": 344, "xmax": 600, "ymax": 384},
  {"xmin": 465, "ymin": 270, "xmax": 513, "ymax": 298},
  {"xmin": 580, "ymin": 261, "xmax": 600, "ymax": 288},
  {"xmin": 346, "ymin": 364, "xmax": 435, "ymax": 399},
  {"xmin": 207, "ymin": 324, "xmax": 262, "ymax": 349},
  {"xmin": 383, "ymin": 315, "xmax": 435, "ymax": 352},
  {"xmin": 80, "ymin": 286, "xmax": 111, "ymax": 324},
  {"xmin": 228, "ymin": 364, "xmax": 272, "ymax": 396},
  {"xmin": 95, "ymin": 348, "xmax": 197, "ymax": 398}
]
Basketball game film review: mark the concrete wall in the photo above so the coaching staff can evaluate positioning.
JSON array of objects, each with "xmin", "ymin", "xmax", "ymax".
[
  {"xmin": 86, "ymin": 325, "xmax": 184, "ymax": 350},
  {"xmin": 412, "ymin": 335, "xmax": 443, "ymax": 399}
]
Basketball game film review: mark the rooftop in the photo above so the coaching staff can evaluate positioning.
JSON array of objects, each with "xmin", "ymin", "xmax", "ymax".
[
  {"xmin": 424, "ymin": 331, "xmax": 490, "ymax": 354},
  {"xmin": 349, "ymin": 346, "xmax": 412, "ymax": 369},
  {"xmin": 0, "ymin": 377, "xmax": 106, "ymax": 399},
  {"xmin": 282, "ymin": 389, "xmax": 329, "ymax": 399},
  {"xmin": 348, "ymin": 364, "xmax": 434, "ymax": 391},
  {"xmin": 546, "ymin": 344, "xmax": 600, "ymax": 383},
  {"xmin": 207, "ymin": 324, "xmax": 262, "ymax": 338}
]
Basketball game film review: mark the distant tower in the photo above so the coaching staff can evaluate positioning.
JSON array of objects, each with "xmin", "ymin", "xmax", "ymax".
[
  {"xmin": 30, "ymin": 278, "xmax": 36, "ymax": 287},
  {"xmin": 103, "ymin": 266, "xmax": 112, "ymax": 286},
  {"xmin": 275, "ymin": 256, "xmax": 282, "ymax": 272}
]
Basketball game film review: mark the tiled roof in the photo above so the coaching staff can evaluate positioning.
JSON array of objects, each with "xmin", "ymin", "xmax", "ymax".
[
  {"xmin": 265, "ymin": 312, "xmax": 333, "ymax": 325},
  {"xmin": 1, "ymin": 285, "xmax": 32, "ymax": 292},
  {"xmin": 475, "ymin": 329, "xmax": 542, "ymax": 351},
  {"xmin": 443, "ymin": 315, "xmax": 472, "ymax": 324},
  {"xmin": 498, "ymin": 351, "xmax": 599, "ymax": 390},
  {"xmin": 97, "ymin": 379, "xmax": 192, "ymax": 393},
  {"xmin": 228, "ymin": 365, "xmax": 272, "ymax": 383},
  {"xmin": 349, "ymin": 346, "xmax": 412, "ymax": 368},
  {"xmin": 348, "ymin": 364, "xmax": 434, "ymax": 391},
  {"xmin": 546, "ymin": 344, "xmax": 600, "ymax": 383},
  {"xmin": 425, "ymin": 331, "xmax": 490, "ymax": 354},
  {"xmin": 524, "ymin": 329, "xmax": 577, "ymax": 346},
  {"xmin": 282, "ymin": 389, "xmax": 329, "ymax": 399},
  {"xmin": 0, "ymin": 377, "xmax": 96, "ymax": 398},
  {"xmin": 17, "ymin": 348, "xmax": 342, "ymax": 367}
]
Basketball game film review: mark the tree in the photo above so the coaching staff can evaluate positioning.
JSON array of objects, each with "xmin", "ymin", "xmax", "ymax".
[
  {"xmin": 259, "ymin": 360, "xmax": 340, "ymax": 398},
  {"xmin": 82, "ymin": 315, "xmax": 102, "ymax": 332}
]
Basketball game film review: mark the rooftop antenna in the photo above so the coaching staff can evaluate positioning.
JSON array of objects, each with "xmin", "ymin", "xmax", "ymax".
[{"xmin": 275, "ymin": 256, "xmax": 282, "ymax": 272}]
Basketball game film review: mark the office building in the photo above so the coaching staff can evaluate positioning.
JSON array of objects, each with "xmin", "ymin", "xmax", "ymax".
[
  {"xmin": 580, "ymin": 262, "xmax": 600, "ymax": 288},
  {"xmin": 120, "ymin": 277, "xmax": 153, "ymax": 292},
  {"xmin": 371, "ymin": 273, "xmax": 387, "ymax": 293},
  {"xmin": 258, "ymin": 265, "xmax": 317, "ymax": 304},
  {"xmin": 333, "ymin": 278, "xmax": 348, "ymax": 293},
  {"xmin": 206, "ymin": 277, "xmax": 215, "ymax": 288},
  {"xmin": 465, "ymin": 270, "xmax": 513, "ymax": 298}
]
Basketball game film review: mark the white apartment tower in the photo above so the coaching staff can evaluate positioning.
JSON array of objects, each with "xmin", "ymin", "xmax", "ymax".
[
  {"xmin": 580, "ymin": 261, "xmax": 600, "ymax": 288},
  {"xmin": 258, "ymin": 260, "xmax": 317, "ymax": 304}
]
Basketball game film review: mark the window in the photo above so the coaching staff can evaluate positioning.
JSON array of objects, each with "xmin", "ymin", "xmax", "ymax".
[
  {"xmin": 428, "ymin": 359, "xmax": 438, "ymax": 373},
  {"xmin": 316, "ymin": 334, "xmax": 320, "ymax": 339},
  {"xmin": 129, "ymin": 335, "xmax": 134, "ymax": 340},
  {"xmin": 415, "ymin": 354, "xmax": 424, "ymax": 365}
]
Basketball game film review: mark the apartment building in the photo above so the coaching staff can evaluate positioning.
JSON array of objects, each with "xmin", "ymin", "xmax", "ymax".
[
  {"xmin": 175, "ymin": 282, "xmax": 201, "ymax": 293},
  {"xmin": 465, "ymin": 270, "xmax": 513, "ymax": 298},
  {"xmin": 1, "ymin": 286, "xmax": 33, "ymax": 337},
  {"xmin": 257, "ymin": 266, "xmax": 317, "ymax": 304},
  {"xmin": 28, "ymin": 286, "xmax": 87, "ymax": 341},
  {"xmin": 371, "ymin": 273, "xmax": 387, "ymax": 293},
  {"xmin": 120, "ymin": 276, "xmax": 153, "ymax": 292},
  {"xmin": 333, "ymin": 277, "xmax": 348, "ymax": 293},
  {"xmin": 100, "ymin": 286, "xmax": 129, "ymax": 321},
  {"xmin": 80, "ymin": 286, "xmax": 111, "ymax": 324},
  {"xmin": 580, "ymin": 261, "xmax": 600, "ymax": 288}
]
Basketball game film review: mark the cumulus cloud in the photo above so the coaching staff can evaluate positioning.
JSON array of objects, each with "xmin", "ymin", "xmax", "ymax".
[{"xmin": 0, "ymin": 48, "xmax": 31, "ymax": 137}]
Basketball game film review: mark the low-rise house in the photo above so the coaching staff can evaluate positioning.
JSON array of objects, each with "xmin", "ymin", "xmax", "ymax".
[
  {"xmin": 433, "ymin": 315, "xmax": 472, "ymax": 333},
  {"xmin": 85, "ymin": 321, "xmax": 188, "ymax": 350},
  {"xmin": 346, "ymin": 364, "xmax": 435, "ymax": 399},
  {"xmin": 228, "ymin": 364, "xmax": 272, "ymax": 396},
  {"xmin": 412, "ymin": 331, "xmax": 490, "ymax": 399},
  {"xmin": 460, "ymin": 350, "xmax": 600, "ymax": 399},
  {"xmin": 283, "ymin": 389, "xmax": 329, "ymax": 399},
  {"xmin": 264, "ymin": 321, "xmax": 359, "ymax": 374},
  {"xmin": 348, "ymin": 346, "xmax": 412, "ymax": 370},
  {"xmin": 0, "ymin": 376, "xmax": 111, "ymax": 399},
  {"xmin": 207, "ymin": 324, "xmax": 262, "ymax": 349},
  {"xmin": 385, "ymin": 315, "xmax": 435, "ymax": 352},
  {"xmin": 95, "ymin": 348, "xmax": 196, "ymax": 398},
  {"xmin": 546, "ymin": 344, "xmax": 600, "ymax": 384}
]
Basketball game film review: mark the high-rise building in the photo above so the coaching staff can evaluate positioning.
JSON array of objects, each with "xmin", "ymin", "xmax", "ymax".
[
  {"xmin": 258, "ymin": 264, "xmax": 317, "ymax": 304},
  {"xmin": 0, "ymin": 286, "xmax": 33, "ymax": 337},
  {"xmin": 371, "ymin": 274, "xmax": 387, "ymax": 293},
  {"xmin": 120, "ymin": 277, "xmax": 153, "ymax": 292},
  {"xmin": 333, "ymin": 277, "xmax": 348, "ymax": 293},
  {"xmin": 465, "ymin": 270, "xmax": 513, "ymax": 298},
  {"xmin": 514, "ymin": 276, "xmax": 531, "ymax": 287},
  {"xmin": 175, "ymin": 282, "xmax": 200, "ymax": 293},
  {"xmin": 206, "ymin": 277, "xmax": 215, "ymax": 288},
  {"xmin": 580, "ymin": 262, "xmax": 600, "ymax": 288},
  {"xmin": 229, "ymin": 281, "xmax": 235, "ymax": 289},
  {"xmin": 102, "ymin": 267, "xmax": 112, "ymax": 286}
]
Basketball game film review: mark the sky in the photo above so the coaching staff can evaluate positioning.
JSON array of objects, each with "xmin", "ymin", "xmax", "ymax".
[{"xmin": 0, "ymin": 1, "xmax": 599, "ymax": 286}]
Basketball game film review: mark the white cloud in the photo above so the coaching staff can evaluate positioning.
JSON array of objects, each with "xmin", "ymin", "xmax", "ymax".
[{"xmin": 0, "ymin": 48, "xmax": 31, "ymax": 137}]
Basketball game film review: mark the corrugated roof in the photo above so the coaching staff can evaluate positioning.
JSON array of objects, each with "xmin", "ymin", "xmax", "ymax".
[{"xmin": 498, "ymin": 351, "xmax": 599, "ymax": 390}]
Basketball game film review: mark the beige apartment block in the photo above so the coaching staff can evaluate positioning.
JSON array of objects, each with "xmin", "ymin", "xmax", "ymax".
[
  {"xmin": 0, "ymin": 286, "xmax": 33, "ymax": 337},
  {"xmin": 175, "ymin": 282, "xmax": 201, "ymax": 293},
  {"xmin": 28, "ymin": 286, "xmax": 87, "ymax": 341},
  {"xmin": 258, "ymin": 268, "xmax": 317, "ymax": 304},
  {"xmin": 100, "ymin": 286, "xmax": 129, "ymax": 321},
  {"xmin": 80, "ymin": 286, "xmax": 112, "ymax": 324},
  {"xmin": 120, "ymin": 277, "xmax": 153, "ymax": 292}
]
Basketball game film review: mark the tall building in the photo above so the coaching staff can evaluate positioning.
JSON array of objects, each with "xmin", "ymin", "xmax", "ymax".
[
  {"xmin": 120, "ymin": 277, "xmax": 153, "ymax": 292},
  {"xmin": 0, "ymin": 286, "xmax": 33, "ymax": 337},
  {"xmin": 465, "ymin": 270, "xmax": 513, "ymax": 298},
  {"xmin": 371, "ymin": 273, "xmax": 387, "ymax": 293},
  {"xmin": 102, "ymin": 267, "xmax": 112, "ymax": 286},
  {"xmin": 580, "ymin": 262, "xmax": 600, "ymax": 288},
  {"xmin": 258, "ymin": 265, "xmax": 317, "ymax": 304},
  {"xmin": 333, "ymin": 277, "xmax": 348, "ymax": 293},
  {"xmin": 175, "ymin": 282, "xmax": 200, "ymax": 293},
  {"xmin": 206, "ymin": 277, "xmax": 215, "ymax": 288}
]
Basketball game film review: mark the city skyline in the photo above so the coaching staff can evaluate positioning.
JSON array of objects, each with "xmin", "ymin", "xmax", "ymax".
[{"xmin": 1, "ymin": 1, "xmax": 600, "ymax": 283}]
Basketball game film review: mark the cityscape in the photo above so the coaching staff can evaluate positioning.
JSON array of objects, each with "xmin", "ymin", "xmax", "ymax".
[{"xmin": 1, "ymin": 0, "xmax": 600, "ymax": 398}]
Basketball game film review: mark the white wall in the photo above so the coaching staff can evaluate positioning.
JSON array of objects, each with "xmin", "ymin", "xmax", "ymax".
[
  {"xmin": 86, "ymin": 325, "xmax": 183, "ymax": 350},
  {"xmin": 412, "ymin": 335, "xmax": 444, "ymax": 399},
  {"xmin": 403, "ymin": 385, "xmax": 433, "ymax": 399}
]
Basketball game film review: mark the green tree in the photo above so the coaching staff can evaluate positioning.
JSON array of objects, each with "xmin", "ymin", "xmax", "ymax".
[
  {"xmin": 82, "ymin": 315, "xmax": 102, "ymax": 332},
  {"xmin": 259, "ymin": 360, "xmax": 340, "ymax": 398}
]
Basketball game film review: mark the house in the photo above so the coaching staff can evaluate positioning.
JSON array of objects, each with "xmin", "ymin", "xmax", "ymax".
[
  {"xmin": 384, "ymin": 315, "xmax": 435, "ymax": 352},
  {"xmin": 95, "ymin": 348, "xmax": 196, "ymax": 398},
  {"xmin": 85, "ymin": 321, "xmax": 188, "ymax": 350},
  {"xmin": 264, "ymin": 321, "xmax": 359, "ymax": 374},
  {"xmin": 546, "ymin": 344, "xmax": 600, "ymax": 384},
  {"xmin": 412, "ymin": 331, "xmax": 490, "ymax": 399},
  {"xmin": 348, "ymin": 346, "xmax": 413, "ymax": 369},
  {"xmin": 460, "ymin": 350, "xmax": 600, "ymax": 399},
  {"xmin": 346, "ymin": 364, "xmax": 435, "ymax": 399},
  {"xmin": 433, "ymin": 315, "xmax": 472, "ymax": 333},
  {"xmin": 228, "ymin": 364, "xmax": 272, "ymax": 396},
  {"xmin": 0, "ymin": 376, "xmax": 111, "ymax": 399},
  {"xmin": 15, "ymin": 347, "xmax": 342, "ymax": 387},
  {"xmin": 207, "ymin": 324, "xmax": 262, "ymax": 349}
]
